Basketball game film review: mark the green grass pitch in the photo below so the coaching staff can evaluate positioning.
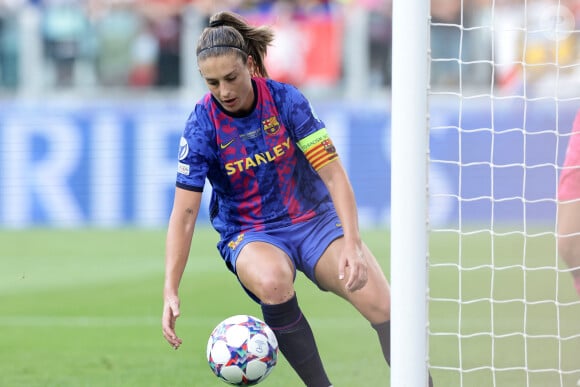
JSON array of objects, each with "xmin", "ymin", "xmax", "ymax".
[{"xmin": 1, "ymin": 227, "xmax": 579, "ymax": 386}]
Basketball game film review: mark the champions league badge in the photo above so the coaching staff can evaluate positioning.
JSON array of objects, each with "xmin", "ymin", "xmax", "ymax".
[{"xmin": 178, "ymin": 137, "xmax": 189, "ymax": 160}]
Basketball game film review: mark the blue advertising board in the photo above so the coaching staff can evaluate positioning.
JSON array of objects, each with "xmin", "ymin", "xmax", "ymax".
[{"xmin": 0, "ymin": 98, "xmax": 577, "ymax": 228}]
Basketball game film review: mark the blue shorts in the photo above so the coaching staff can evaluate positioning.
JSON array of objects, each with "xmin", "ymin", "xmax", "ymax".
[{"xmin": 217, "ymin": 210, "xmax": 344, "ymax": 303}]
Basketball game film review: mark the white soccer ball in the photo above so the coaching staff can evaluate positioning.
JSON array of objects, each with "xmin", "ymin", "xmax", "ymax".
[{"xmin": 207, "ymin": 315, "xmax": 278, "ymax": 386}]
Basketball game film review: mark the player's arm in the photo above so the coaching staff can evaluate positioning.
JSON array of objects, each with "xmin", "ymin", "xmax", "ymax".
[
  {"xmin": 162, "ymin": 187, "xmax": 203, "ymax": 349},
  {"xmin": 296, "ymin": 128, "xmax": 368, "ymax": 292},
  {"xmin": 317, "ymin": 159, "xmax": 368, "ymax": 292},
  {"xmin": 283, "ymin": 86, "xmax": 368, "ymax": 291}
]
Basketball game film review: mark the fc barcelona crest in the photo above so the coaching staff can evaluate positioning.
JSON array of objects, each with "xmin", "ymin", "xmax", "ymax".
[
  {"xmin": 262, "ymin": 116, "xmax": 280, "ymax": 135},
  {"xmin": 322, "ymin": 139, "xmax": 336, "ymax": 154}
]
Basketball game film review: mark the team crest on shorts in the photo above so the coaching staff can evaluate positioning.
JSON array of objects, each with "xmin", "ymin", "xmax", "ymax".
[
  {"xmin": 227, "ymin": 233, "xmax": 245, "ymax": 250},
  {"xmin": 262, "ymin": 116, "xmax": 280, "ymax": 135}
]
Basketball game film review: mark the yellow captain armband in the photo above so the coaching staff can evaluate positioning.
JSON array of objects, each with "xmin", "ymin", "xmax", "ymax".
[{"xmin": 296, "ymin": 128, "xmax": 339, "ymax": 171}]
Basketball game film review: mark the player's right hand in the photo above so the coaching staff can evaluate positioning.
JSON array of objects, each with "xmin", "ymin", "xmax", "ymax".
[
  {"xmin": 338, "ymin": 242, "xmax": 368, "ymax": 292},
  {"xmin": 162, "ymin": 294, "xmax": 183, "ymax": 349}
]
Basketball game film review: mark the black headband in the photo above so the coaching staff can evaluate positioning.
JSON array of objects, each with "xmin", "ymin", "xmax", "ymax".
[
  {"xmin": 198, "ymin": 44, "xmax": 246, "ymax": 55},
  {"xmin": 209, "ymin": 20, "xmax": 226, "ymax": 28}
]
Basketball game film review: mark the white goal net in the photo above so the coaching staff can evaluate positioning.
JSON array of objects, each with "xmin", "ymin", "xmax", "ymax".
[{"xmin": 427, "ymin": 1, "xmax": 580, "ymax": 386}]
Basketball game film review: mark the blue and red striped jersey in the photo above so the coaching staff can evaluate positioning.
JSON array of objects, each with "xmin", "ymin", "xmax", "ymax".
[{"xmin": 175, "ymin": 77, "xmax": 339, "ymax": 240}]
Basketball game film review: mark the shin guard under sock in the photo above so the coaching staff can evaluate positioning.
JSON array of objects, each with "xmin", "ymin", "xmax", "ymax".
[{"xmin": 261, "ymin": 294, "xmax": 331, "ymax": 387}]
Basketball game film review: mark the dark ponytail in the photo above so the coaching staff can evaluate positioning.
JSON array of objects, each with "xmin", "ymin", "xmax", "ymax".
[{"xmin": 196, "ymin": 11, "xmax": 275, "ymax": 78}]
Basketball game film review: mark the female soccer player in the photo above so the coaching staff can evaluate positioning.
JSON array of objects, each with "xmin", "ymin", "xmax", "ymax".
[
  {"xmin": 558, "ymin": 108, "xmax": 580, "ymax": 296},
  {"xmin": 161, "ymin": 11, "xmax": 433, "ymax": 387}
]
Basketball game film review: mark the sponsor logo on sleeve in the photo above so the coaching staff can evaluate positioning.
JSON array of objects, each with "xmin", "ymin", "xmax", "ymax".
[{"xmin": 177, "ymin": 162, "xmax": 190, "ymax": 175}]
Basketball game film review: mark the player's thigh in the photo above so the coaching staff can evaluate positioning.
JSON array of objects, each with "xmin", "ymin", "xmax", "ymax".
[
  {"xmin": 236, "ymin": 241, "xmax": 296, "ymax": 304},
  {"xmin": 314, "ymin": 238, "xmax": 391, "ymax": 324},
  {"xmin": 557, "ymin": 200, "xmax": 580, "ymax": 262}
]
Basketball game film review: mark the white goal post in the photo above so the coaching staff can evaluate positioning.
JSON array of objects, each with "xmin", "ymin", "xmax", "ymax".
[{"xmin": 390, "ymin": 0, "xmax": 430, "ymax": 386}]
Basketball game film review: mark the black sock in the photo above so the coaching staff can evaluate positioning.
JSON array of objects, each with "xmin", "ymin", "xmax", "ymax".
[
  {"xmin": 261, "ymin": 294, "xmax": 331, "ymax": 387},
  {"xmin": 372, "ymin": 320, "xmax": 391, "ymax": 365},
  {"xmin": 372, "ymin": 321, "xmax": 434, "ymax": 386}
]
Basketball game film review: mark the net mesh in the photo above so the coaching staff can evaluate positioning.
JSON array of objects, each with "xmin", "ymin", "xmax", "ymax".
[{"xmin": 428, "ymin": 1, "xmax": 580, "ymax": 385}]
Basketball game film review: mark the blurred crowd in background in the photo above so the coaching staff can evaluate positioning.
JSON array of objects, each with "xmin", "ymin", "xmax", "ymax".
[{"xmin": 0, "ymin": 0, "xmax": 578, "ymax": 97}]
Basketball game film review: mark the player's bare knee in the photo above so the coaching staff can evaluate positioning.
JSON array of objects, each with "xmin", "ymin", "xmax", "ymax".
[
  {"xmin": 253, "ymin": 275, "xmax": 294, "ymax": 304},
  {"xmin": 371, "ymin": 299, "xmax": 391, "ymax": 322}
]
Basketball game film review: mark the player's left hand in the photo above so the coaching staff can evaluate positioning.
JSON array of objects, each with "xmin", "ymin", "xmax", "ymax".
[{"xmin": 339, "ymin": 244, "xmax": 368, "ymax": 292}]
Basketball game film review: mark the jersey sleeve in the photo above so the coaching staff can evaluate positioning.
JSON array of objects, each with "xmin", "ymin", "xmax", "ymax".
[
  {"xmin": 175, "ymin": 107, "xmax": 215, "ymax": 191},
  {"xmin": 274, "ymin": 82, "xmax": 339, "ymax": 171}
]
